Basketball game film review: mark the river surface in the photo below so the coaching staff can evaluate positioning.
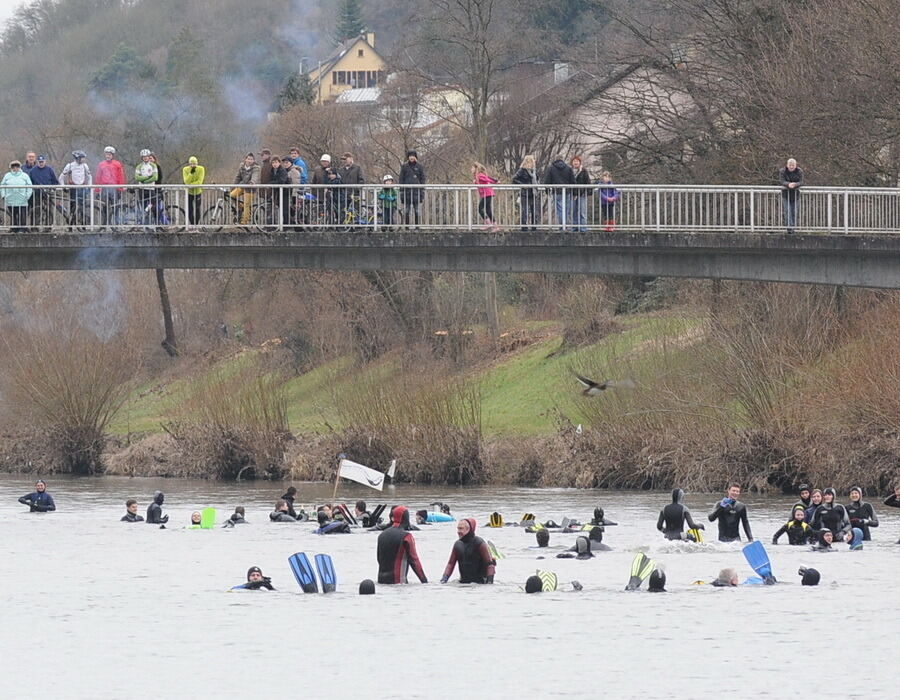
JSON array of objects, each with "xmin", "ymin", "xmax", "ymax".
[{"xmin": 1, "ymin": 475, "xmax": 896, "ymax": 699}]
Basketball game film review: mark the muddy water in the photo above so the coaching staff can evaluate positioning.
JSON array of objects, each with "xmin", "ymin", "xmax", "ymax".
[{"xmin": 1, "ymin": 476, "xmax": 897, "ymax": 698}]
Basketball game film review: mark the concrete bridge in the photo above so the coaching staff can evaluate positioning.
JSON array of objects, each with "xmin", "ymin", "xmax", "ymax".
[{"xmin": 4, "ymin": 230, "xmax": 900, "ymax": 289}]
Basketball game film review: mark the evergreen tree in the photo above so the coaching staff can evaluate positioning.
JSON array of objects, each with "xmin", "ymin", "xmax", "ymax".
[
  {"xmin": 276, "ymin": 72, "xmax": 315, "ymax": 112},
  {"xmin": 89, "ymin": 42, "xmax": 155, "ymax": 92},
  {"xmin": 334, "ymin": 0, "xmax": 365, "ymax": 43}
]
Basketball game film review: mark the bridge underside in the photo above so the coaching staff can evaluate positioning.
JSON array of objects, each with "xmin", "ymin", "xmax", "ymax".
[{"xmin": 2, "ymin": 230, "xmax": 900, "ymax": 289}]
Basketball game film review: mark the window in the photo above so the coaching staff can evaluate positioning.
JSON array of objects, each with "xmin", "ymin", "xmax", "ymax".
[
  {"xmin": 332, "ymin": 72, "xmax": 337, "ymax": 85},
  {"xmin": 358, "ymin": 49, "xmax": 364, "ymax": 57},
  {"xmin": 336, "ymin": 71, "xmax": 346, "ymax": 85}
]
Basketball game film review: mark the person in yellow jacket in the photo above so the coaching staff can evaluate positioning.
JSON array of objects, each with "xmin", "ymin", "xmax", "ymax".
[{"xmin": 182, "ymin": 156, "xmax": 205, "ymax": 226}]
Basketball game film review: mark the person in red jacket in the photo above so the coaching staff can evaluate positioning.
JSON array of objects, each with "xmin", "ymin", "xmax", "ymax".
[
  {"xmin": 440, "ymin": 518, "xmax": 495, "ymax": 584},
  {"xmin": 95, "ymin": 146, "xmax": 126, "ymax": 225},
  {"xmin": 376, "ymin": 505, "xmax": 427, "ymax": 584}
]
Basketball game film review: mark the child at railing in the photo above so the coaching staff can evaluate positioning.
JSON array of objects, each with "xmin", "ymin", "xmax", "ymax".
[
  {"xmin": 473, "ymin": 162, "xmax": 499, "ymax": 232},
  {"xmin": 379, "ymin": 175, "xmax": 398, "ymax": 229},
  {"xmin": 598, "ymin": 171, "xmax": 620, "ymax": 232}
]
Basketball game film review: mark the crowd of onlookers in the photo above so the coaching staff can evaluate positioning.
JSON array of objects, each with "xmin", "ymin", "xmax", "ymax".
[{"xmin": 0, "ymin": 147, "xmax": 805, "ymax": 232}]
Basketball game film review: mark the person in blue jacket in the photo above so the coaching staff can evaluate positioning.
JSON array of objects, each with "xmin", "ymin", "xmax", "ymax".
[
  {"xmin": 19, "ymin": 479, "xmax": 55, "ymax": 512},
  {"xmin": 597, "ymin": 170, "xmax": 620, "ymax": 232},
  {"xmin": 27, "ymin": 154, "xmax": 58, "ymax": 229},
  {"xmin": 289, "ymin": 147, "xmax": 308, "ymax": 184}
]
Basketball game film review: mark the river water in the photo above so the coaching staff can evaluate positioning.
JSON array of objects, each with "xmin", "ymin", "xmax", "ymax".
[{"xmin": 1, "ymin": 475, "xmax": 896, "ymax": 699}]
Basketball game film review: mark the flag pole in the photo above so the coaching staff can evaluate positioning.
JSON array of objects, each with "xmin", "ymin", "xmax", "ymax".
[{"xmin": 332, "ymin": 458, "xmax": 341, "ymax": 503}]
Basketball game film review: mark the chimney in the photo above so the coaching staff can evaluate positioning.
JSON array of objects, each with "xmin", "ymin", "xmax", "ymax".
[
  {"xmin": 366, "ymin": 32, "xmax": 375, "ymax": 47},
  {"xmin": 554, "ymin": 62, "xmax": 570, "ymax": 85}
]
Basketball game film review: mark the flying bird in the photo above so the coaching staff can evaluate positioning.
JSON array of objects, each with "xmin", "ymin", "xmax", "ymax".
[{"xmin": 573, "ymin": 373, "xmax": 636, "ymax": 396}]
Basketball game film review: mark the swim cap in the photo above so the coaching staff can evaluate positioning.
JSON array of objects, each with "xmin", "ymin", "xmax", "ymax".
[
  {"xmin": 247, "ymin": 566, "xmax": 263, "ymax": 580},
  {"xmin": 823, "ymin": 487, "xmax": 836, "ymax": 498},
  {"xmin": 798, "ymin": 483, "xmax": 810, "ymax": 492},
  {"xmin": 317, "ymin": 510, "xmax": 328, "ymax": 526},
  {"xmin": 648, "ymin": 569, "xmax": 666, "ymax": 592},
  {"xmin": 525, "ymin": 575, "xmax": 542, "ymax": 593},
  {"xmin": 359, "ymin": 579, "xmax": 376, "ymax": 595},
  {"xmin": 574, "ymin": 536, "xmax": 593, "ymax": 559},
  {"xmin": 849, "ymin": 486, "xmax": 862, "ymax": 498},
  {"xmin": 593, "ymin": 506, "xmax": 604, "ymax": 521},
  {"xmin": 536, "ymin": 529, "xmax": 550, "ymax": 547},
  {"xmin": 798, "ymin": 567, "xmax": 820, "ymax": 586}
]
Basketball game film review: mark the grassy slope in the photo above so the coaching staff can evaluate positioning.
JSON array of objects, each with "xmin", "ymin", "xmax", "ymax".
[{"xmin": 110, "ymin": 314, "xmax": 695, "ymax": 438}]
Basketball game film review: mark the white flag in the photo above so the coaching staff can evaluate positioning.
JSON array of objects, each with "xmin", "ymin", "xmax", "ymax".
[
  {"xmin": 338, "ymin": 459, "xmax": 385, "ymax": 491},
  {"xmin": 387, "ymin": 459, "xmax": 397, "ymax": 479}
]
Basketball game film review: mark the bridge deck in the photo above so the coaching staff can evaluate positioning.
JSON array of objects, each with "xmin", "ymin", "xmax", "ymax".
[{"xmin": 3, "ymin": 230, "xmax": 900, "ymax": 288}]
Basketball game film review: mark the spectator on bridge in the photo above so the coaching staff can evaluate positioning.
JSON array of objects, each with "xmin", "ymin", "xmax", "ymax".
[
  {"xmin": 269, "ymin": 155, "xmax": 290, "ymax": 219},
  {"xmin": 513, "ymin": 154, "xmax": 539, "ymax": 231},
  {"xmin": 339, "ymin": 152, "xmax": 364, "ymax": 224},
  {"xmin": 473, "ymin": 162, "xmax": 499, "ymax": 232},
  {"xmin": 2, "ymin": 160, "xmax": 33, "ymax": 232},
  {"xmin": 231, "ymin": 153, "xmax": 260, "ymax": 226},
  {"xmin": 400, "ymin": 150, "xmax": 426, "ymax": 228},
  {"xmin": 259, "ymin": 148, "xmax": 273, "ymax": 186},
  {"xmin": 311, "ymin": 154, "xmax": 342, "ymax": 224},
  {"xmin": 598, "ymin": 171, "xmax": 620, "ymax": 232},
  {"xmin": 542, "ymin": 155, "xmax": 576, "ymax": 232},
  {"xmin": 571, "ymin": 156, "xmax": 591, "ymax": 232},
  {"xmin": 28, "ymin": 155, "xmax": 58, "ymax": 230},
  {"xmin": 379, "ymin": 174, "xmax": 398, "ymax": 229},
  {"xmin": 182, "ymin": 156, "xmax": 206, "ymax": 226},
  {"xmin": 60, "ymin": 150, "xmax": 92, "ymax": 226},
  {"xmin": 283, "ymin": 156, "xmax": 301, "ymax": 227},
  {"xmin": 779, "ymin": 158, "xmax": 804, "ymax": 234},
  {"xmin": 96, "ymin": 146, "xmax": 126, "ymax": 226},
  {"xmin": 135, "ymin": 148, "xmax": 158, "ymax": 218},
  {"xmin": 289, "ymin": 147, "xmax": 308, "ymax": 185},
  {"xmin": 22, "ymin": 151, "xmax": 37, "ymax": 175}
]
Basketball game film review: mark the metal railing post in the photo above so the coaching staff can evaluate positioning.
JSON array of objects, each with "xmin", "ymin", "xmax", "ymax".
[
  {"xmin": 372, "ymin": 186, "xmax": 379, "ymax": 232},
  {"xmin": 467, "ymin": 187, "xmax": 473, "ymax": 231},
  {"xmin": 844, "ymin": 191, "xmax": 849, "ymax": 233},
  {"xmin": 655, "ymin": 190, "xmax": 661, "ymax": 232},
  {"xmin": 749, "ymin": 191, "xmax": 755, "ymax": 233},
  {"xmin": 89, "ymin": 187, "xmax": 95, "ymax": 230}
]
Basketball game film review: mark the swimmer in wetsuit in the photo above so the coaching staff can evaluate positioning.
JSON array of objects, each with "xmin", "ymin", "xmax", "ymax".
[
  {"xmin": 805, "ymin": 489, "xmax": 823, "ymax": 522},
  {"xmin": 708, "ymin": 483, "xmax": 753, "ymax": 543},
  {"xmin": 223, "ymin": 506, "xmax": 247, "ymax": 527},
  {"xmin": 657, "ymin": 488, "xmax": 703, "ymax": 540},
  {"xmin": 882, "ymin": 486, "xmax": 900, "ymax": 543},
  {"xmin": 376, "ymin": 506, "xmax": 427, "ymax": 584},
  {"xmin": 772, "ymin": 506, "xmax": 813, "ymax": 545},
  {"xmin": 440, "ymin": 518, "xmax": 495, "ymax": 584},
  {"xmin": 810, "ymin": 487, "xmax": 850, "ymax": 541},
  {"xmin": 795, "ymin": 483, "xmax": 812, "ymax": 512},
  {"xmin": 121, "ymin": 498, "xmax": 144, "ymax": 522},
  {"xmin": 590, "ymin": 507, "xmax": 617, "ymax": 527},
  {"xmin": 811, "ymin": 529, "xmax": 834, "ymax": 552},
  {"xmin": 146, "ymin": 491, "xmax": 169, "ymax": 524},
  {"xmin": 234, "ymin": 566, "xmax": 275, "ymax": 591},
  {"xmin": 270, "ymin": 499, "xmax": 296, "ymax": 522},
  {"xmin": 18, "ymin": 479, "xmax": 55, "ymax": 512},
  {"xmin": 846, "ymin": 486, "xmax": 878, "ymax": 541}
]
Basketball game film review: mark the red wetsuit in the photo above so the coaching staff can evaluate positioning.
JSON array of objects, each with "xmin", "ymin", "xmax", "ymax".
[{"xmin": 377, "ymin": 506, "xmax": 427, "ymax": 584}]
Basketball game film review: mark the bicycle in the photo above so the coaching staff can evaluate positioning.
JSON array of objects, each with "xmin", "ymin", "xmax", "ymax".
[
  {"xmin": 106, "ymin": 188, "xmax": 183, "ymax": 230},
  {"xmin": 201, "ymin": 188, "xmax": 266, "ymax": 232},
  {"xmin": 339, "ymin": 195, "xmax": 376, "ymax": 232}
]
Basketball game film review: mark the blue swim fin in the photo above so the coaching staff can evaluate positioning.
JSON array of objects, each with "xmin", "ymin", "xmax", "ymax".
[
  {"xmin": 288, "ymin": 552, "xmax": 319, "ymax": 593},
  {"xmin": 314, "ymin": 553, "xmax": 337, "ymax": 593},
  {"xmin": 743, "ymin": 541, "xmax": 775, "ymax": 583}
]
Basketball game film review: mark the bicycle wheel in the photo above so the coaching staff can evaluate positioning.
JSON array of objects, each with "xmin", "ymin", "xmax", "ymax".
[
  {"xmin": 160, "ymin": 204, "xmax": 185, "ymax": 229},
  {"xmin": 200, "ymin": 203, "xmax": 226, "ymax": 232},
  {"xmin": 249, "ymin": 203, "xmax": 277, "ymax": 233}
]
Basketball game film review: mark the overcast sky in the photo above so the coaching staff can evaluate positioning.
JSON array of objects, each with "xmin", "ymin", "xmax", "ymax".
[{"xmin": 0, "ymin": 0, "xmax": 20, "ymax": 27}]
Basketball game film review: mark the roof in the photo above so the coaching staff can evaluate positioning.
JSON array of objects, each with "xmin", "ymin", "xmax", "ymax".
[
  {"xmin": 310, "ymin": 34, "xmax": 381, "ymax": 79},
  {"xmin": 335, "ymin": 87, "xmax": 382, "ymax": 104}
]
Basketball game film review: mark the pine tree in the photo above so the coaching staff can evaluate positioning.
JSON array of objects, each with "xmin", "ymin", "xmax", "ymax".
[
  {"xmin": 334, "ymin": 0, "xmax": 365, "ymax": 43},
  {"xmin": 276, "ymin": 72, "xmax": 315, "ymax": 112}
]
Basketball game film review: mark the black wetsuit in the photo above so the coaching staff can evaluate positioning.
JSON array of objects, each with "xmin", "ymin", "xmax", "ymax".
[
  {"xmin": 376, "ymin": 506, "xmax": 427, "ymax": 584},
  {"xmin": 19, "ymin": 490, "xmax": 56, "ymax": 512},
  {"xmin": 236, "ymin": 578, "xmax": 275, "ymax": 591},
  {"xmin": 772, "ymin": 519, "xmax": 813, "ymax": 545},
  {"xmin": 281, "ymin": 492, "xmax": 298, "ymax": 518},
  {"xmin": 223, "ymin": 513, "xmax": 247, "ymax": 527},
  {"xmin": 441, "ymin": 519, "xmax": 495, "ymax": 584},
  {"xmin": 146, "ymin": 492, "xmax": 169, "ymax": 524},
  {"xmin": 657, "ymin": 488, "xmax": 700, "ymax": 540},
  {"xmin": 811, "ymin": 503, "xmax": 850, "ymax": 540},
  {"xmin": 270, "ymin": 510, "xmax": 295, "ymax": 522},
  {"xmin": 708, "ymin": 498, "xmax": 753, "ymax": 542},
  {"xmin": 846, "ymin": 499, "xmax": 878, "ymax": 541},
  {"xmin": 121, "ymin": 512, "xmax": 144, "ymax": 522}
]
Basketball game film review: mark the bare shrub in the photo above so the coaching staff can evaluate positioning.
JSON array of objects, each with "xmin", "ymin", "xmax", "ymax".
[
  {"xmin": 557, "ymin": 278, "xmax": 620, "ymax": 349},
  {"xmin": 332, "ymin": 357, "xmax": 484, "ymax": 484},
  {"xmin": 164, "ymin": 368, "xmax": 292, "ymax": 480},
  {"xmin": 1, "ymin": 320, "xmax": 136, "ymax": 475}
]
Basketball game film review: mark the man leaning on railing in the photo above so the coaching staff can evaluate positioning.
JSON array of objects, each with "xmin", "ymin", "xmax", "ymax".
[{"xmin": 779, "ymin": 158, "xmax": 804, "ymax": 234}]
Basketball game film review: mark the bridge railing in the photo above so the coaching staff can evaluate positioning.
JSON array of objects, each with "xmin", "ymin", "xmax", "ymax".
[{"xmin": 0, "ymin": 183, "xmax": 898, "ymax": 234}]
